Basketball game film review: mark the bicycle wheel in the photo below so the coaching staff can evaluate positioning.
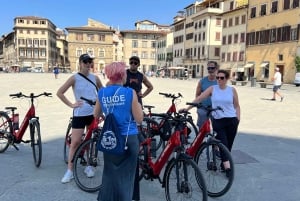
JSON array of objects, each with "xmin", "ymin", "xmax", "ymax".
[
  {"xmin": 63, "ymin": 120, "xmax": 72, "ymax": 164},
  {"xmin": 165, "ymin": 158, "xmax": 207, "ymax": 201},
  {"xmin": 30, "ymin": 120, "xmax": 42, "ymax": 167},
  {"xmin": 195, "ymin": 142, "xmax": 234, "ymax": 197},
  {"xmin": 0, "ymin": 111, "xmax": 13, "ymax": 153},
  {"xmin": 73, "ymin": 138, "xmax": 103, "ymax": 192}
]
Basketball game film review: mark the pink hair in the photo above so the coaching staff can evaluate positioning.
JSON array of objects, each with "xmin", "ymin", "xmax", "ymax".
[{"xmin": 105, "ymin": 62, "xmax": 126, "ymax": 83}]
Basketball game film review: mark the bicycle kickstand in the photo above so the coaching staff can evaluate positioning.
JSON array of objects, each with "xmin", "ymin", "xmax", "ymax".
[{"xmin": 12, "ymin": 144, "xmax": 19, "ymax": 151}]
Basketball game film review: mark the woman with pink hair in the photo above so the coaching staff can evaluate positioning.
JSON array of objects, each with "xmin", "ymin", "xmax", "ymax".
[{"xmin": 94, "ymin": 62, "xmax": 143, "ymax": 201}]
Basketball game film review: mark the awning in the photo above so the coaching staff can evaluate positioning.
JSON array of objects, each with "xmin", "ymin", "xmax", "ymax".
[
  {"xmin": 260, "ymin": 62, "xmax": 269, "ymax": 68},
  {"xmin": 168, "ymin": 66, "xmax": 185, "ymax": 70},
  {"xmin": 236, "ymin": 67, "xmax": 244, "ymax": 72},
  {"xmin": 244, "ymin": 63, "xmax": 254, "ymax": 68}
]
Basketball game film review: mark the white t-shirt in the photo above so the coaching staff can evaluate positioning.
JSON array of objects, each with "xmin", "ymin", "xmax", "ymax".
[{"xmin": 273, "ymin": 72, "xmax": 282, "ymax": 86}]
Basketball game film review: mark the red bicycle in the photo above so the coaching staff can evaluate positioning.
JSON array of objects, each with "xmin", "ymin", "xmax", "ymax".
[
  {"xmin": 142, "ymin": 92, "xmax": 198, "ymax": 153},
  {"xmin": 139, "ymin": 112, "xmax": 207, "ymax": 201},
  {"xmin": 184, "ymin": 102, "xmax": 234, "ymax": 197},
  {"xmin": 0, "ymin": 92, "xmax": 52, "ymax": 167},
  {"xmin": 63, "ymin": 97, "xmax": 104, "ymax": 193}
]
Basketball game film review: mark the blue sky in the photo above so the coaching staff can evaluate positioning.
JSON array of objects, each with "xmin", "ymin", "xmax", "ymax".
[{"xmin": 1, "ymin": 0, "xmax": 193, "ymax": 35}]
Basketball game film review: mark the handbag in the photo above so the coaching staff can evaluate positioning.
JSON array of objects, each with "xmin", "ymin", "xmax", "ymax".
[{"xmin": 97, "ymin": 88, "xmax": 130, "ymax": 155}]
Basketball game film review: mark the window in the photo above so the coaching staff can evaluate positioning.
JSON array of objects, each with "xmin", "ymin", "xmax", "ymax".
[
  {"xmin": 143, "ymin": 35, "xmax": 147, "ymax": 39},
  {"xmin": 228, "ymin": 35, "xmax": 232, "ymax": 44},
  {"xmin": 27, "ymin": 30, "xmax": 30, "ymax": 34},
  {"xmin": 233, "ymin": 52, "xmax": 238, "ymax": 62},
  {"xmin": 132, "ymin": 40, "xmax": 138, "ymax": 48},
  {"xmin": 250, "ymin": 7, "xmax": 256, "ymax": 18},
  {"xmin": 141, "ymin": 51, "xmax": 147, "ymax": 59},
  {"xmin": 283, "ymin": 0, "xmax": 290, "ymax": 10},
  {"xmin": 215, "ymin": 32, "xmax": 221, "ymax": 41},
  {"xmin": 19, "ymin": 48, "xmax": 25, "ymax": 57},
  {"xmin": 215, "ymin": 48, "xmax": 220, "ymax": 57},
  {"xmin": 202, "ymin": 32, "xmax": 205, "ymax": 40},
  {"xmin": 142, "ymin": 41, "xmax": 147, "ymax": 48},
  {"xmin": 260, "ymin": 4, "xmax": 267, "ymax": 16},
  {"xmin": 34, "ymin": 30, "xmax": 38, "ymax": 34},
  {"xmin": 33, "ymin": 39, "xmax": 39, "ymax": 47},
  {"xmin": 40, "ymin": 39, "xmax": 46, "ymax": 46},
  {"xmin": 234, "ymin": 33, "xmax": 239, "ymax": 43},
  {"xmin": 151, "ymin": 51, "xmax": 156, "ymax": 59},
  {"xmin": 240, "ymin": 33, "xmax": 245, "ymax": 43},
  {"xmin": 87, "ymin": 34, "xmax": 94, "ymax": 41},
  {"xmin": 99, "ymin": 34, "xmax": 105, "ymax": 41},
  {"xmin": 235, "ymin": 16, "xmax": 239, "ymax": 26},
  {"xmin": 241, "ymin": 15, "xmax": 246, "ymax": 24},
  {"xmin": 222, "ymin": 36, "xmax": 227, "ymax": 45},
  {"xmin": 239, "ymin": 51, "xmax": 244, "ymax": 61},
  {"xmin": 221, "ymin": 53, "xmax": 225, "ymax": 62},
  {"xmin": 229, "ymin": 18, "xmax": 233, "ymax": 27},
  {"xmin": 278, "ymin": 54, "xmax": 283, "ymax": 61},
  {"xmin": 216, "ymin": 18, "xmax": 221, "ymax": 26},
  {"xmin": 33, "ymin": 20, "xmax": 38, "ymax": 24},
  {"xmin": 76, "ymin": 33, "xmax": 83, "ymax": 40},
  {"xmin": 27, "ymin": 49, "xmax": 32, "ymax": 58},
  {"xmin": 223, "ymin": 19, "xmax": 227, "ymax": 28},
  {"xmin": 34, "ymin": 49, "xmax": 39, "ymax": 58},
  {"xmin": 271, "ymin": 1, "xmax": 278, "ymax": 13},
  {"xmin": 87, "ymin": 48, "xmax": 94, "ymax": 56},
  {"xmin": 290, "ymin": 28, "xmax": 298, "ymax": 40},
  {"xmin": 132, "ymin": 34, "xmax": 137, "ymax": 39},
  {"xmin": 99, "ymin": 49, "xmax": 105, "ymax": 58},
  {"xmin": 226, "ymin": 52, "xmax": 231, "ymax": 62},
  {"xmin": 40, "ymin": 49, "xmax": 46, "ymax": 57},
  {"xmin": 230, "ymin": 1, "xmax": 234, "ymax": 10},
  {"xmin": 270, "ymin": 28, "xmax": 276, "ymax": 43},
  {"xmin": 203, "ymin": 19, "xmax": 206, "ymax": 27},
  {"xmin": 151, "ymin": 41, "xmax": 156, "ymax": 48}
]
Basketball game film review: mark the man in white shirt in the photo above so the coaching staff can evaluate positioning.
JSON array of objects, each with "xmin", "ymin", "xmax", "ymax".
[{"xmin": 271, "ymin": 67, "xmax": 284, "ymax": 102}]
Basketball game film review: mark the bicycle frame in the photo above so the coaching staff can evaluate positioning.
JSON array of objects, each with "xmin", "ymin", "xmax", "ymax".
[
  {"xmin": 13, "ymin": 104, "xmax": 36, "ymax": 142},
  {"xmin": 140, "ymin": 124, "xmax": 188, "ymax": 176},
  {"xmin": 185, "ymin": 119, "xmax": 211, "ymax": 157}
]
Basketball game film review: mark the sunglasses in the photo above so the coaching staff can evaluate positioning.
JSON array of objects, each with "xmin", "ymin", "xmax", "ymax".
[
  {"xmin": 130, "ymin": 61, "xmax": 139, "ymax": 65},
  {"xmin": 83, "ymin": 60, "xmax": 93, "ymax": 64},
  {"xmin": 207, "ymin": 67, "xmax": 216, "ymax": 70},
  {"xmin": 216, "ymin": 76, "xmax": 225, "ymax": 80}
]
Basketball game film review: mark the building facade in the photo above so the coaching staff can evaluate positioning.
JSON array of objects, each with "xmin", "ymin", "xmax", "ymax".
[
  {"xmin": 246, "ymin": 0, "xmax": 300, "ymax": 83},
  {"xmin": 121, "ymin": 20, "xmax": 170, "ymax": 73},
  {"xmin": 65, "ymin": 18, "xmax": 116, "ymax": 72}
]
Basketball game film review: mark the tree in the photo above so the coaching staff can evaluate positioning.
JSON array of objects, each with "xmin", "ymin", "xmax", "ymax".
[{"xmin": 295, "ymin": 56, "xmax": 300, "ymax": 72}]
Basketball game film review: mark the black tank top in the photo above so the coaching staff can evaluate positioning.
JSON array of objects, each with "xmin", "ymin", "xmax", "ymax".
[{"xmin": 124, "ymin": 69, "xmax": 144, "ymax": 104}]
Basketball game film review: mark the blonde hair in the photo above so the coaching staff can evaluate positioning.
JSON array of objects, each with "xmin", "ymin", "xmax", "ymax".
[{"xmin": 105, "ymin": 62, "xmax": 126, "ymax": 83}]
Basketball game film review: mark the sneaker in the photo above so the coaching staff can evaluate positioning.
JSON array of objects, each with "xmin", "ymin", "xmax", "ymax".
[
  {"xmin": 271, "ymin": 98, "xmax": 276, "ymax": 101},
  {"xmin": 61, "ymin": 170, "xmax": 74, "ymax": 183},
  {"xmin": 84, "ymin": 166, "xmax": 95, "ymax": 178}
]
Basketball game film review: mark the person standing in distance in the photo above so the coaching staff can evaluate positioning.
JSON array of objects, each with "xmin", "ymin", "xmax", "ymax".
[
  {"xmin": 195, "ymin": 61, "xmax": 218, "ymax": 129},
  {"xmin": 57, "ymin": 53, "xmax": 103, "ymax": 183},
  {"xmin": 124, "ymin": 56, "xmax": 153, "ymax": 201},
  {"xmin": 271, "ymin": 67, "xmax": 284, "ymax": 101}
]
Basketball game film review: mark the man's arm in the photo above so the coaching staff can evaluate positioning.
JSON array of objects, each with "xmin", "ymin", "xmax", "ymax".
[{"xmin": 142, "ymin": 75, "xmax": 153, "ymax": 98}]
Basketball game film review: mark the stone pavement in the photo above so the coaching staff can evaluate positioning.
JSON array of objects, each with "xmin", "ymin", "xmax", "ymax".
[{"xmin": 0, "ymin": 73, "xmax": 300, "ymax": 201}]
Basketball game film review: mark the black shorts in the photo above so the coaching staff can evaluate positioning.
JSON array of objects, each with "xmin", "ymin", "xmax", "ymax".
[{"xmin": 72, "ymin": 115, "xmax": 94, "ymax": 129}]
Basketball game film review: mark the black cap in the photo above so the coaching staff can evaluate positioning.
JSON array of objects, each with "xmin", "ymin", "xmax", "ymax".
[
  {"xmin": 79, "ymin": 53, "xmax": 94, "ymax": 62},
  {"xmin": 129, "ymin": 56, "xmax": 140, "ymax": 63}
]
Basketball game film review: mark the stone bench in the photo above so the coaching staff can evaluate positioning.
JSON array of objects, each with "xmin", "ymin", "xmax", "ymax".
[
  {"xmin": 231, "ymin": 80, "xmax": 248, "ymax": 86},
  {"xmin": 257, "ymin": 82, "xmax": 273, "ymax": 88}
]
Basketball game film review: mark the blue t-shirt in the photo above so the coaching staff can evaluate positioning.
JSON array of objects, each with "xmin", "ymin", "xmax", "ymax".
[
  {"xmin": 98, "ymin": 85, "xmax": 138, "ymax": 135},
  {"xmin": 199, "ymin": 76, "xmax": 217, "ymax": 107}
]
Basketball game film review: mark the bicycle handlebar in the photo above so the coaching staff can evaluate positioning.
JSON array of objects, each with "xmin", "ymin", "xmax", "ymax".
[
  {"xmin": 9, "ymin": 92, "xmax": 52, "ymax": 98},
  {"xmin": 80, "ymin": 97, "xmax": 96, "ymax": 106},
  {"xmin": 159, "ymin": 92, "xmax": 183, "ymax": 99},
  {"xmin": 186, "ymin": 102, "xmax": 223, "ymax": 113}
]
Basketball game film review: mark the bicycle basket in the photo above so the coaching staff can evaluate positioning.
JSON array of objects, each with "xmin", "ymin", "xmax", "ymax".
[{"xmin": 158, "ymin": 118, "xmax": 172, "ymax": 141}]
